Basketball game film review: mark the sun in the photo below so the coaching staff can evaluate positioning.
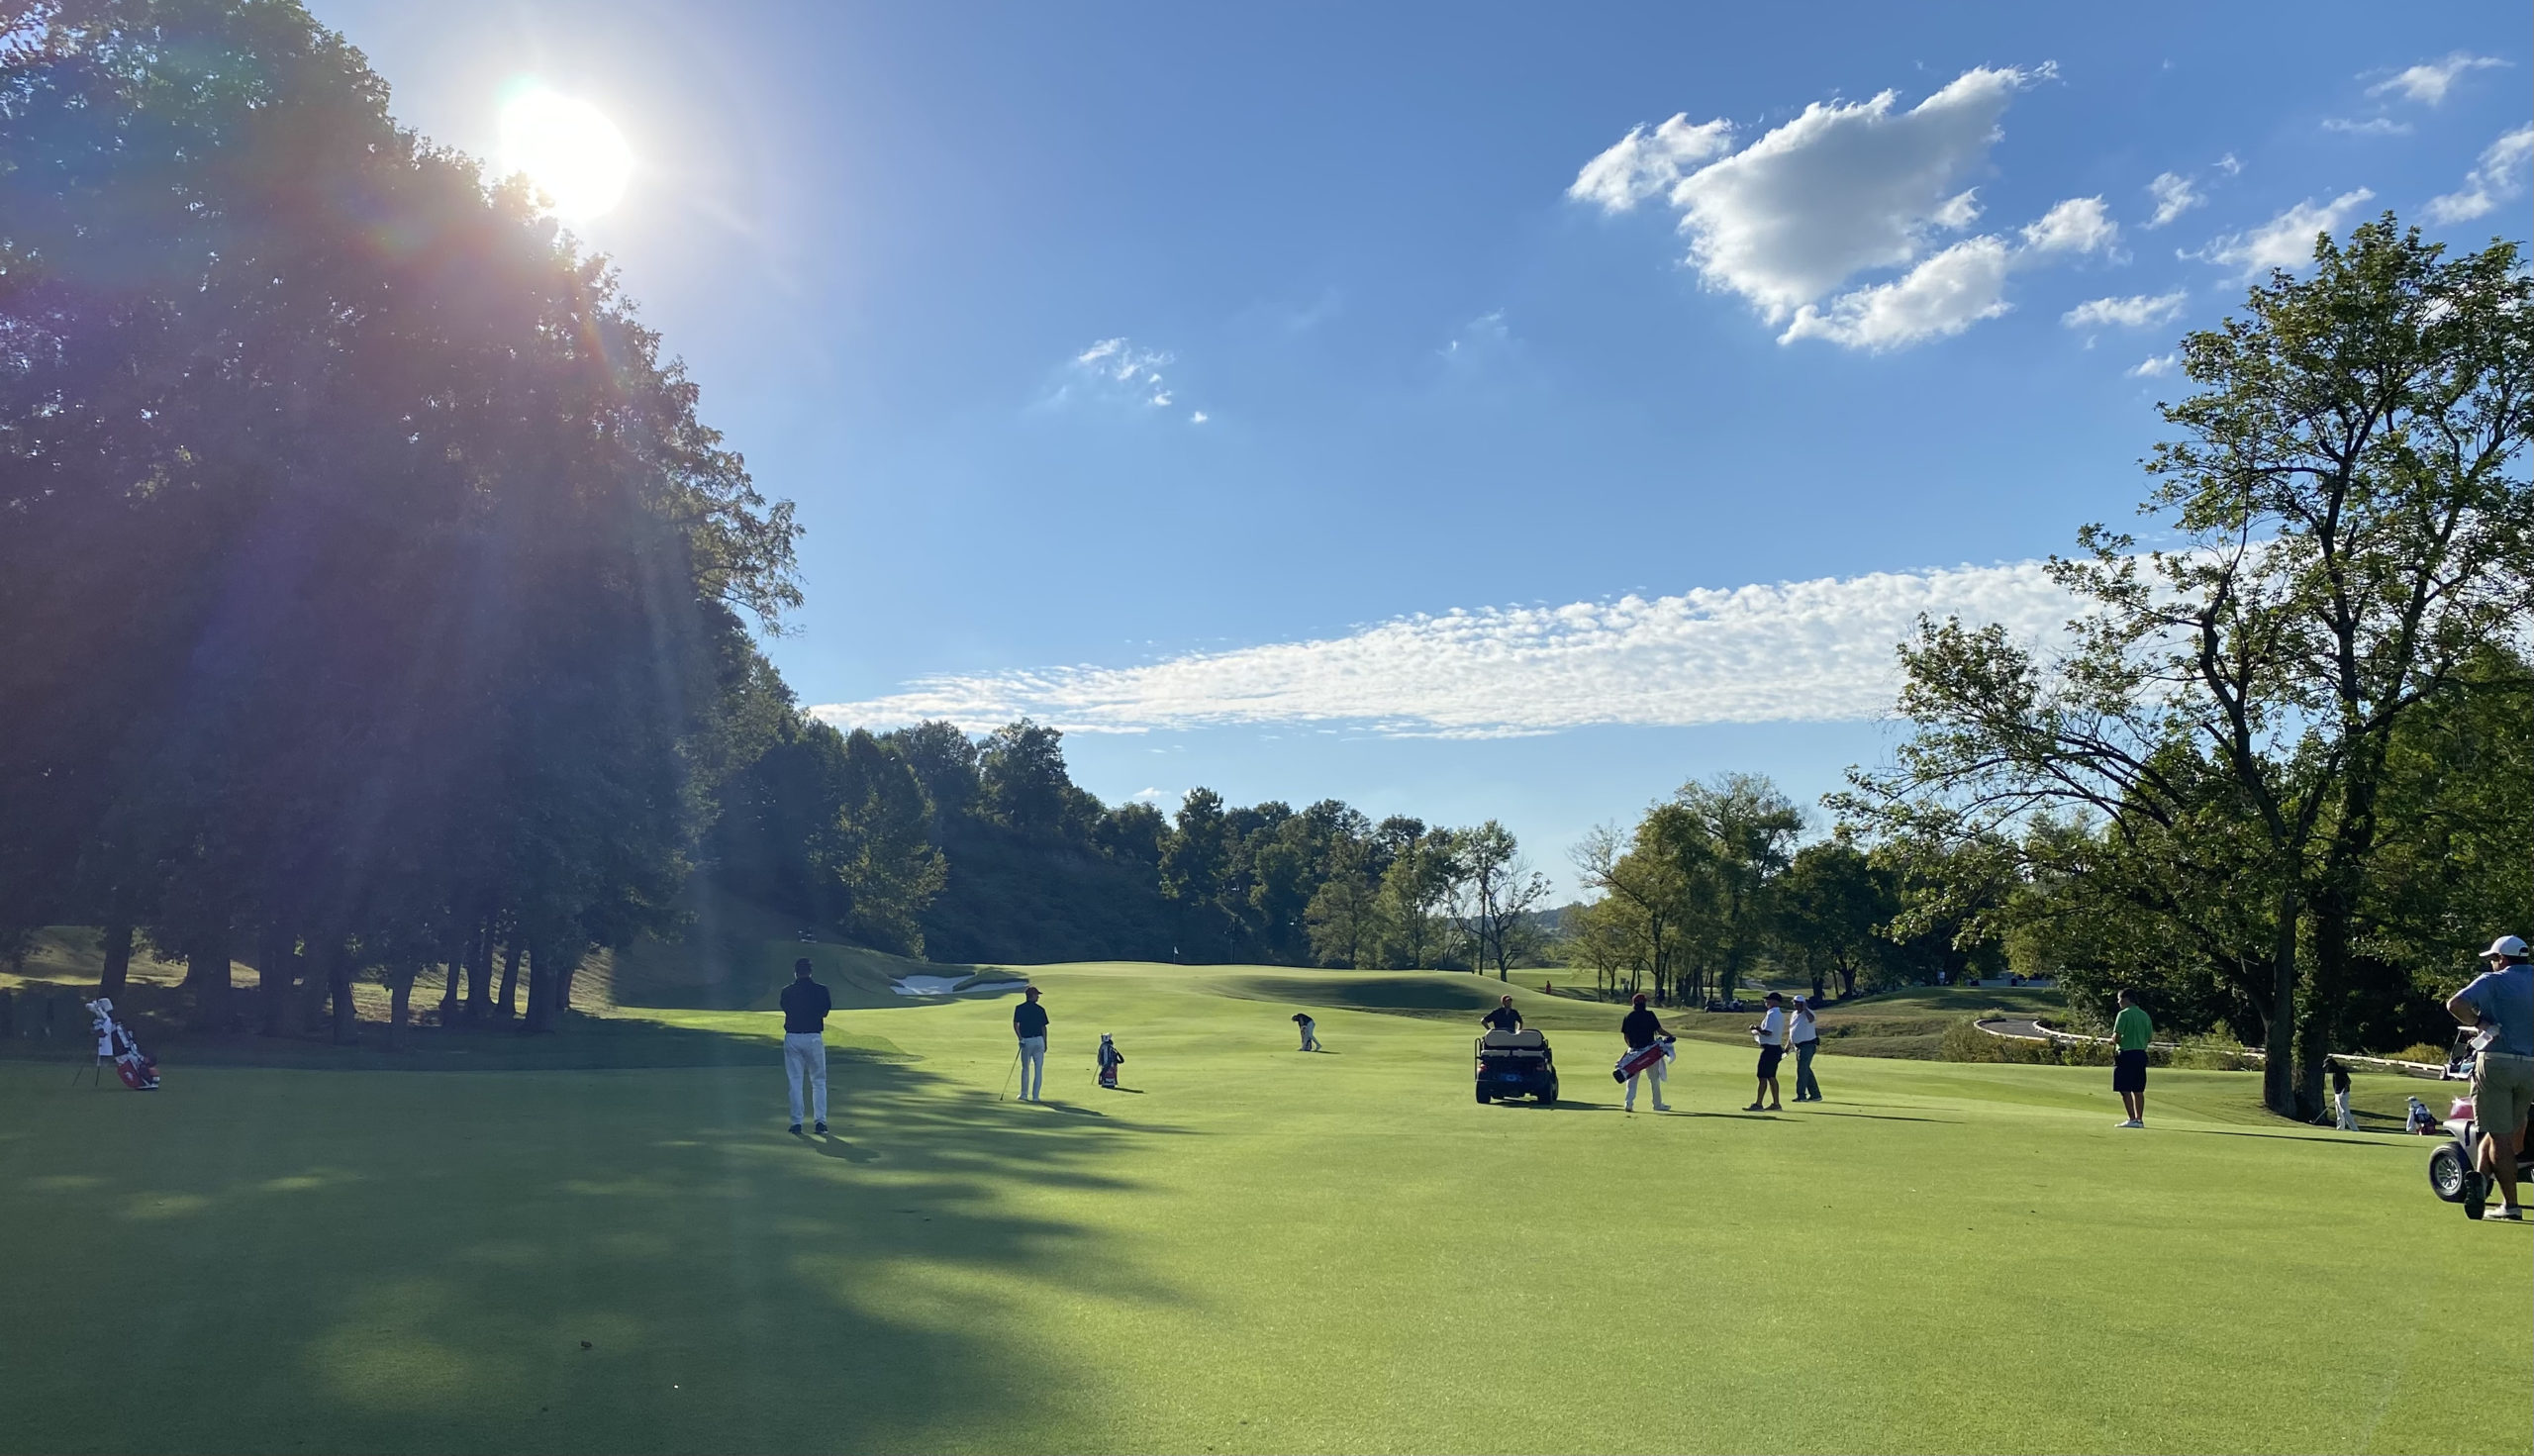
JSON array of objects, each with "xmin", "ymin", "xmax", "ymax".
[{"xmin": 497, "ymin": 87, "xmax": 633, "ymax": 224}]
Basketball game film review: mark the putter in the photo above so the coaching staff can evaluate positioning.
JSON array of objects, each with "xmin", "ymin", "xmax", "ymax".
[{"xmin": 999, "ymin": 1046, "xmax": 1020, "ymax": 1101}]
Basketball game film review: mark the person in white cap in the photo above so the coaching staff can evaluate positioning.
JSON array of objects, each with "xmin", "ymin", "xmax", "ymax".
[{"xmin": 2447, "ymin": 934, "xmax": 2533, "ymax": 1219}]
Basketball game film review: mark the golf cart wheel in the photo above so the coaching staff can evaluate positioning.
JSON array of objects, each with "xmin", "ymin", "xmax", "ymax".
[
  {"xmin": 1539, "ymin": 1078, "xmax": 1558, "ymax": 1104},
  {"xmin": 2428, "ymin": 1143, "xmax": 2469, "ymax": 1202},
  {"xmin": 1475, "ymin": 1087, "xmax": 1492, "ymax": 1104}
]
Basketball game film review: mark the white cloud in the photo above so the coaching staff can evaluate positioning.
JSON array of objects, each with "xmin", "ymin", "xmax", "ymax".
[
  {"xmin": 1056, "ymin": 337, "xmax": 1192, "ymax": 413},
  {"xmin": 2128, "ymin": 353, "xmax": 2179, "ymax": 378},
  {"xmin": 2427, "ymin": 124, "xmax": 2534, "ymax": 225},
  {"xmin": 810, "ymin": 561, "xmax": 2085, "ymax": 738},
  {"xmin": 1778, "ymin": 237, "xmax": 2015, "ymax": 350},
  {"xmin": 2144, "ymin": 171, "xmax": 2202, "ymax": 229},
  {"xmin": 1665, "ymin": 65, "xmax": 2044, "ymax": 319},
  {"xmin": 2215, "ymin": 152, "xmax": 2241, "ymax": 176},
  {"xmin": 2321, "ymin": 117, "xmax": 2410, "ymax": 137},
  {"xmin": 2062, "ymin": 291, "xmax": 2189, "ymax": 330},
  {"xmin": 1570, "ymin": 67, "xmax": 2126, "ymax": 351},
  {"xmin": 1189, "ymin": 410, "xmax": 1210, "ymax": 425},
  {"xmin": 1568, "ymin": 114, "xmax": 1734, "ymax": 212},
  {"xmin": 2193, "ymin": 189, "xmax": 2375, "ymax": 277},
  {"xmin": 2020, "ymin": 196, "xmax": 2119, "ymax": 254},
  {"xmin": 2366, "ymin": 52, "xmax": 2506, "ymax": 106}
]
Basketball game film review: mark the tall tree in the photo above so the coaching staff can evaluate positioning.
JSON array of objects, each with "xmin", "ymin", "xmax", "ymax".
[{"xmin": 1842, "ymin": 218, "xmax": 2533, "ymax": 1116}]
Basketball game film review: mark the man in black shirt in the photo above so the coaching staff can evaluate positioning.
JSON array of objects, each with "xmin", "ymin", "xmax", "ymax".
[
  {"xmin": 1480, "ymin": 996, "xmax": 1523, "ymax": 1034},
  {"xmin": 1619, "ymin": 992, "xmax": 1672, "ymax": 1112},
  {"xmin": 1013, "ymin": 985, "xmax": 1050, "ymax": 1103},
  {"xmin": 779, "ymin": 958, "xmax": 832, "ymax": 1134}
]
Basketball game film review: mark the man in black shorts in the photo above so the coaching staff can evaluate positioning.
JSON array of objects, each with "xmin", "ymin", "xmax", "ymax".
[{"xmin": 1480, "ymin": 995, "xmax": 1522, "ymax": 1034}]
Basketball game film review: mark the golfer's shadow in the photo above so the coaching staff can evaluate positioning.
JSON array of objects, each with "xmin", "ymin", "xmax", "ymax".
[
  {"xmin": 809, "ymin": 1135, "xmax": 880, "ymax": 1164},
  {"xmin": 1103, "ymin": 1086, "xmax": 1148, "ymax": 1095}
]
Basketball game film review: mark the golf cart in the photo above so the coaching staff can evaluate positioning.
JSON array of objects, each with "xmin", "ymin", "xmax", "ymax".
[
  {"xmin": 1474, "ymin": 1028, "xmax": 1557, "ymax": 1104},
  {"xmin": 2427, "ymin": 1029, "xmax": 2534, "ymax": 1219}
]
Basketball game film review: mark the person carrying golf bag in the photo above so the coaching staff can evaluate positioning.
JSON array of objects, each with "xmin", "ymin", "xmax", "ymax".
[{"xmin": 1614, "ymin": 993, "xmax": 1672, "ymax": 1112}]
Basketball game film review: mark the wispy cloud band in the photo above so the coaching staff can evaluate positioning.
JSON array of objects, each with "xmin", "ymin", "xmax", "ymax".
[{"xmin": 812, "ymin": 561, "xmax": 2082, "ymax": 738}]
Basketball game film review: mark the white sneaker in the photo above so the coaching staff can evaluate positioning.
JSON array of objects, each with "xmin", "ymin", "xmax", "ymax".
[
  {"xmin": 1652, "ymin": 1102, "xmax": 1672, "ymax": 1112},
  {"xmin": 2117, "ymin": 1118, "xmax": 2143, "ymax": 1128},
  {"xmin": 2491, "ymin": 1206, "xmax": 2525, "ymax": 1220}
]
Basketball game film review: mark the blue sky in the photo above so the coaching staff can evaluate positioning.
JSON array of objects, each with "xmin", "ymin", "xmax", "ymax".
[{"xmin": 315, "ymin": 1, "xmax": 2529, "ymax": 891}]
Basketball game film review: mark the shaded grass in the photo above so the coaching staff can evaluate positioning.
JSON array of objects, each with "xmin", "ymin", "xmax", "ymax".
[{"xmin": 1, "ymin": 960, "xmax": 2523, "ymax": 1455}]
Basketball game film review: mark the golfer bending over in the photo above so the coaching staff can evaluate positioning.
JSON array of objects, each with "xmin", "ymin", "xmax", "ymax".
[
  {"xmin": 780, "ymin": 958, "xmax": 831, "ymax": 1134},
  {"xmin": 2448, "ymin": 934, "xmax": 2532, "ymax": 1220},
  {"xmin": 1480, "ymin": 995, "xmax": 1522, "ymax": 1034},
  {"xmin": 1620, "ymin": 993, "xmax": 1672, "ymax": 1112},
  {"xmin": 1014, "ymin": 985, "xmax": 1050, "ymax": 1103},
  {"xmin": 1293, "ymin": 1012, "xmax": 1320, "ymax": 1051}
]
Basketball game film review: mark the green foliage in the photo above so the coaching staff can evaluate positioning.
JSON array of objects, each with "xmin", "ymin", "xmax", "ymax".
[{"xmin": 1840, "ymin": 216, "xmax": 2534, "ymax": 1116}]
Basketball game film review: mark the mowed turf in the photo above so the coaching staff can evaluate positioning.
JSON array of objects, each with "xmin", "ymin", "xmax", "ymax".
[{"xmin": 1, "ymin": 964, "xmax": 2525, "ymax": 1455}]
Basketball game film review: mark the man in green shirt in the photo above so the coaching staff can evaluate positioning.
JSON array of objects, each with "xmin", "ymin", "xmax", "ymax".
[{"xmin": 2111, "ymin": 988, "xmax": 2153, "ymax": 1128}]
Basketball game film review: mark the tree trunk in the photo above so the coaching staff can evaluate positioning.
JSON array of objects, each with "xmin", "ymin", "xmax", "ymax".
[
  {"xmin": 188, "ymin": 930, "xmax": 232, "ymax": 1029},
  {"xmin": 327, "ymin": 944, "xmax": 358, "ymax": 1045},
  {"xmin": 386, "ymin": 966, "xmax": 416, "ymax": 1051},
  {"xmin": 462, "ymin": 920, "xmax": 494, "ymax": 1020},
  {"xmin": 522, "ymin": 944, "xmax": 553, "ymax": 1033},
  {"xmin": 258, "ymin": 925, "xmax": 298, "ymax": 1037},
  {"xmin": 496, "ymin": 939, "xmax": 523, "ymax": 1019},
  {"xmin": 439, "ymin": 955, "xmax": 461, "ymax": 1021},
  {"xmin": 98, "ymin": 922, "xmax": 132, "ymax": 1001},
  {"xmin": 2261, "ymin": 891, "xmax": 2300, "ymax": 1116}
]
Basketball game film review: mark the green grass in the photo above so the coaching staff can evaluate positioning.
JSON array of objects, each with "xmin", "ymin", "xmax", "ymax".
[{"xmin": 1, "ymin": 962, "xmax": 2523, "ymax": 1455}]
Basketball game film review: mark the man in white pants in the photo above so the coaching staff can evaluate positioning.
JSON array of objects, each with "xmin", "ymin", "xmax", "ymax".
[
  {"xmin": 1013, "ymin": 985, "xmax": 1050, "ymax": 1103},
  {"xmin": 779, "ymin": 958, "xmax": 831, "ymax": 1134}
]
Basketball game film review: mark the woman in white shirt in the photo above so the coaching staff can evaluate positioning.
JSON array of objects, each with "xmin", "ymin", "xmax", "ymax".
[{"xmin": 1791, "ymin": 996, "xmax": 1822, "ymax": 1103}]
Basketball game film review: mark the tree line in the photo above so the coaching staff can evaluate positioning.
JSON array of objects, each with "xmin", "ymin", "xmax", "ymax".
[{"xmin": 705, "ymin": 712, "xmax": 1554, "ymax": 975}]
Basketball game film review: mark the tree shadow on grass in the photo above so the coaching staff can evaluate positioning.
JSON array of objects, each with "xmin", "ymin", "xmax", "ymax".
[{"xmin": 0, "ymin": 1047, "xmax": 1181, "ymax": 1455}]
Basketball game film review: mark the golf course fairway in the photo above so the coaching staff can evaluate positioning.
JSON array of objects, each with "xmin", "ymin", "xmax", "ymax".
[{"xmin": 2, "ymin": 962, "xmax": 2525, "ymax": 1455}]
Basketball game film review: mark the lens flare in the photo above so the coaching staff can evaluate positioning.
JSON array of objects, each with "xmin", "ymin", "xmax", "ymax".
[{"xmin": 497, "ymin": 88, "xmax": 633, "ymax": 223}]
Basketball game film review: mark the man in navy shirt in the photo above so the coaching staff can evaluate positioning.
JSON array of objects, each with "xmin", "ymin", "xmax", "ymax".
[
  {"xmin": 1480, "ymin": 996, "xmax": 1523, "ymax": 1034},
  {"xmin": 1013, "ymin": 985, "xmax": 1051, "ymax": 1103},
  {"xmin": 779, "ymin": 958, "xmax": 832, "ymax": 1134}
]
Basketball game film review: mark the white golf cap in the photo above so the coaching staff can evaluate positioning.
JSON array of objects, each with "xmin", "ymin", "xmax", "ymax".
[{"xmin": 2484, "ymin": 934, "xmax": 2529, "ymax": 958}]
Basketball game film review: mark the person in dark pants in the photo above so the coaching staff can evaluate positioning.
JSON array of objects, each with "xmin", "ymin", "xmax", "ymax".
[
  {"xmin": 2112, "ymin": 987, "xmax": 2153, "ymax": 1128},
  {"xmin": 1013, "ymin": 985, "xmax": 1050, "ymax": 1103},
  {"xmin": 1790, "ymin": 995, "xmax": 1822, "ymax": 1103},
  {"xmin": 1480, "ymin": 996, "xmax": 1522, "ymax": 1034},
  {"xmin": 2329, "ymin": 1059, "xmax": 2355, "ymax": 1131},
  {"xmin": 779, "ymin": 958, "xmax": 831, "ymax": 1134}
]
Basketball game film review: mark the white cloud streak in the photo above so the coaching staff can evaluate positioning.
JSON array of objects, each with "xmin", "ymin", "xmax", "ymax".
[
  {"xmin": 2128, "ymin": 353, "xmax": 2179, "ymax": 378},
  {"xmin": 2063, "ymin": 291, "xmax": 2189, "ymax": 330},
  {"xmin": 811, "ymin": 562, "xmax": 2085, "ymax": 738},
  {"xmin": 2144, "ymin": 171, "xmax": 2201, "ymax": 229},
  {"xmin": 1570, "ymin": 66, "xmax": 2126, "ymax": 351},
  {"xmin": 2193, "ymin": 189, "xmax": 2375, "ymax": 277},
  {"xmin": 2321, "ymin": 117, "xmax": 2410, "ymax": 137},
  {"xmin": 2427, "ymin": 124, "xmax": 2534, "ymax": 225},
  {"xmin": 2366, "ymin": 52, "xmax": 2506, "ymax": 106},
  {"xmin": 1058, "ymin": 338, "xmax": 1184, "ymax": 411}
]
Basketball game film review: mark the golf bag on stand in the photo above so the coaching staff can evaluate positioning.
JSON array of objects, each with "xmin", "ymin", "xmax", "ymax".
[
  {"xmin": 1097, "ymin": 1033, "xmax": 1123, "ymax": 1089},
  {"xmin": 82, "ymin": 999, "xmax": 160, "ymax": 1091}
]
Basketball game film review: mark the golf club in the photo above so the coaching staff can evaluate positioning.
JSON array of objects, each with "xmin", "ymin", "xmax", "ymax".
[{"xmin": 999, "ymin": 1045, "xmax": 1019, "ymax": 1101}]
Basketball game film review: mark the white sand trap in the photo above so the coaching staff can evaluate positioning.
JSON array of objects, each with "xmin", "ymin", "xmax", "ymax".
[{"xmin": 891, "ymin": 975, "xmax": 1031, "ymax": 998}]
